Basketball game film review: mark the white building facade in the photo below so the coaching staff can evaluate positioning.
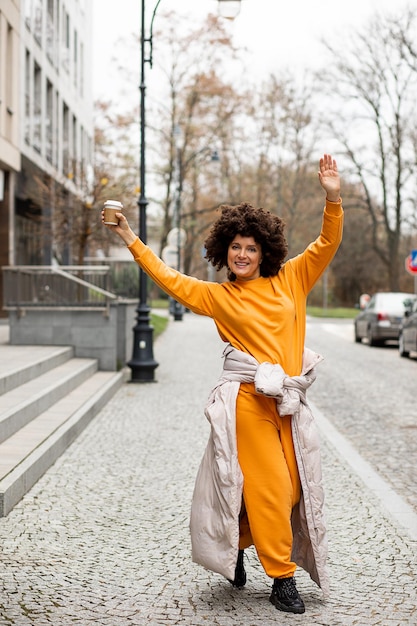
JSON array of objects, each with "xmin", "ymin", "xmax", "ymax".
[
  {"xmin": 0, "ymin": 0, "xmax": 94, "ymax": 314},
  {"xmin": 0, "ymin": 0, "xmax": 21, "ymax": 316}
]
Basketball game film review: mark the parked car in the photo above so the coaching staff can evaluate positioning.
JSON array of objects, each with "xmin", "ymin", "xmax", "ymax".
[
  {"xmin": 354, "ymin": 292, "xmax": 417, "ymax": 346},
  {"xmin": 399, "ymin": 298, "xmax": 417, "ymax": 358}
]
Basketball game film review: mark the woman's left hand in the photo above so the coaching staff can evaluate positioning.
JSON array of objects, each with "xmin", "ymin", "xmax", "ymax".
[{"xmin": 318, "ymin": 154, "xmax": 340, "ymax": 202}]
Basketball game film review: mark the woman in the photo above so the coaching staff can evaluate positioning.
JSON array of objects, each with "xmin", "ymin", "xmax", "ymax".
[{"xmin": 103, "ymin": 153, "xmax": 343, "ymax": 615}]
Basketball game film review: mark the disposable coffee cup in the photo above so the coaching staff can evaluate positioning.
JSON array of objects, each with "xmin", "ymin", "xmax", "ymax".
[{"xmin": 103, "ymin": 200, "xmax": 123, "ymax": 225}]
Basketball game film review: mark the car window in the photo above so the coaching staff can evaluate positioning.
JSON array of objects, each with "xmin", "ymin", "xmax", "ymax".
[{"xmin": 377, "ymin": 293, "xmax": 415, "ymax": 312}]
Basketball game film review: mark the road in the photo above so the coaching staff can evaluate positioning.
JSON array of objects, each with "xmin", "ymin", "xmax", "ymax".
[{"xmin": 306, "ymin": 317, "xmax": 417, "ymax": 515}]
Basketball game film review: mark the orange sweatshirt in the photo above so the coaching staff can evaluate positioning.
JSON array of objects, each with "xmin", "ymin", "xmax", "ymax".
[{"xmin": 127, "ymin": 199, "xmax": 343, "ymax": 377}]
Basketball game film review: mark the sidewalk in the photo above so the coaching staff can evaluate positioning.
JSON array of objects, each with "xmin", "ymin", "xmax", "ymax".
[{"xmin": 0, "ymin": 313, "xmax": 416, "ymax": 625}]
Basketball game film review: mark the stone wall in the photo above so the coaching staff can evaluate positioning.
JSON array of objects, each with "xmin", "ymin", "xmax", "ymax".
[{"xmin": 8, "ymin": 301, "xmax": 137, "ymax": 371}]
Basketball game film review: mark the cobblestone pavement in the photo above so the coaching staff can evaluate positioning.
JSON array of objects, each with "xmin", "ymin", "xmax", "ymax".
[{"xmin": 0, "ymin": 314, "xmax": 416, "ymax": 626}]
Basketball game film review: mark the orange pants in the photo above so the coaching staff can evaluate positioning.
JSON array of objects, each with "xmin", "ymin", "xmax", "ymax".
[{"xmin": 235, "ymin": 386, "xmax": 301, "ymax": 579}]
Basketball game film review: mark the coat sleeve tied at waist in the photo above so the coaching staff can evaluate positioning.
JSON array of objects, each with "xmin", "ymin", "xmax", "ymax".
[
  {"xmin": 254, "ymin": 347, "xmax": 323, "ymax": 416},
  {"xmin": 254, "ymin": 362, "xmax": 312, "ymax": 414}
]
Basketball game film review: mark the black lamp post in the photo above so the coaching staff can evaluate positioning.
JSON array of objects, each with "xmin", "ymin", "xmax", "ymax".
[
  {"xmin": 128, "ymin": 0, "xmax": 242, "ymax": 383},
  {"xmin": 127, "ymin": 0, "xmax": 162, "ymax": 382},
  {"xmin": 171, "ymin": 140, "xmax": 185, "ymax": 321}
]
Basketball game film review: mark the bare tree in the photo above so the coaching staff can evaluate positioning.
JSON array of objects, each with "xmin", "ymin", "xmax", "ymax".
[
  {"xmin": 393, "ymin": 9, "xmax": 417, "ymax": 234},
  {"xmin": 146, "ymin": 12, "xmax": 245, "ymax": 270},
  {"xmin": 317, "ymin": 8, "xmax": 417, "ymax": 290},
  {"xmin": 222, "ymin": 72, "xmax": 319, "ymax": 255}
]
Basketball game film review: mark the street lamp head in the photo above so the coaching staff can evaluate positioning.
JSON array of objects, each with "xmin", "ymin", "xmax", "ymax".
[{"xmin": 217, "ymin": 0, "xmax": 242, "ymax": 20}]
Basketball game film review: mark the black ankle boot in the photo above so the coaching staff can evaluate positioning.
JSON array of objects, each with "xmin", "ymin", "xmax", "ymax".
[
  {"xmin": 228, "ymin": 549, "xmax": 246, "ymax": 588},
  {"xmin": 269, "ymin": 576, "xmax": 305, "ymax": 614}
]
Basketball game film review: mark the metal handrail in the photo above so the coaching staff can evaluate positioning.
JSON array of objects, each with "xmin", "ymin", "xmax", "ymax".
[
  {"xmin": 50, "ymin": 267, "xmax": 117, "ymax": 300},
  {"xmin": 2, "ymin": 265, "xmax": 118, "ymax": 313}
]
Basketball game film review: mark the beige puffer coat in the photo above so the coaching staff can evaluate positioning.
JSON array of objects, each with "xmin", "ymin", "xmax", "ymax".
[{"xmin": 189, "ymin": 344, "xmax": 329, "ymax": 597}]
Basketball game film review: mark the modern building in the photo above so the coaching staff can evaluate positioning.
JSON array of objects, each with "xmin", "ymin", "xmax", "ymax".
[
  {"xmin": 0, "ymin": 0, "xmax": 94, "ymax": 316},
  {"xmin": 0, "ymin": 0, "xmax": 21, "ymax": 318}
]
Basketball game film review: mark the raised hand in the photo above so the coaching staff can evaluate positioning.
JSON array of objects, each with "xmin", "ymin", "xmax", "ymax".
[{"xmin": 318, "ymin": 154, "xmax": 340, "ymax": 202}]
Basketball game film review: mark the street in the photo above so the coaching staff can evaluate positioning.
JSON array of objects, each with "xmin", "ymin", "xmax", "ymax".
[
  {"xmin": 306, "ymin": 317, "xmax": 417, "ymax": 515},
  {"xmin": 0, "ymin": 314, "xmax": 416, "ymax": 625}
]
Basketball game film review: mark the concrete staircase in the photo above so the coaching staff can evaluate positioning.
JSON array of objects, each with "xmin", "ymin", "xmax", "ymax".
[{"xmin": 0, "ymin": 324, "xmax": 126, "ymax": 517}]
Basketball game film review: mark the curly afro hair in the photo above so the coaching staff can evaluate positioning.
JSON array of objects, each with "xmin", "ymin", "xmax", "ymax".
[{"xmin": 204, "ymin": 202, "xmax": 288, "ymax": 281}]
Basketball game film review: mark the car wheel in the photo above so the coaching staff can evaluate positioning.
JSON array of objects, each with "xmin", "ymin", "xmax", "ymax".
[
  {"xmin": 366, "ymin": 325, "xmax": 382, "ymax": 347},
  {"xmin": 399, "ymin": 333, "xmax": 409, "ymax": 358}
]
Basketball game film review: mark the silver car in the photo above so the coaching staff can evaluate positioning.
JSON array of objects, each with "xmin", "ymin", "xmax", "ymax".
[{"xmin": 354, "ymin": 292, "xmax": 417, "ymax": 346}]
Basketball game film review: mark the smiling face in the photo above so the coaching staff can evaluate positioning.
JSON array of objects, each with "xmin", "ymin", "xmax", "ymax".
[{"xmin": 227, "ymin": 235, "xmax": 263, "ymax": 281}]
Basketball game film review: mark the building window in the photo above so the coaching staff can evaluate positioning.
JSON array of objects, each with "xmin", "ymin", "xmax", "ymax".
[
  {"xmin": 80, "ymin": 125, "xmax": 85, "ymax": 187},
  {"xmin": 71, "ymin": 114, "xmax": 77, "ymax": 183},
  {"xmin": 55, "ymin": 89, "xmax": 59, "ymax": 169},
  {"xmin": 46, "ymin": 0, "xmax": 57, "ymax": 65},
  {"xmin": 24, "ymin": 0, "xmax": 33, "ymax": 31},
  {"xmin": 61, "ymin": 10, "xmax": 70, "ymax": 72},
  {"xmin": 73, "ymin": 29, "xmax": 78, "ymax": 88},
  {"xmin": 46, "ymin": 80, "xmax": 53, "ymax": 163},
  {"xmin": 79, "ymin": 42, "xmax": 85, "ymax": 98},
  {"xmin": 24, "ymin": 51, "xmax": 31, "ymax": 145},
  {"xmin": 56, "ymin": 0, "xmax": 60, "ymax": 64},
  {"xmin": 63, "ymin": 102, "xmax": 70, "ymax": 176},
  {"xmin": 33, "ymin": 63, "xmax": 42, "ymax": 153},
  {"xmin": 5, "ymin": 25, "xmax": 14, "ymax": 142},
  {"xmin": 33, "ymin": 0, "xmax": 43, "ymax": 46}
]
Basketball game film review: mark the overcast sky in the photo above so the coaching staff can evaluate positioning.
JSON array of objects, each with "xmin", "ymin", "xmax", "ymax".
[{"xmin": 92, "ymin": 0, "xmax": 414, "ymax": 100}]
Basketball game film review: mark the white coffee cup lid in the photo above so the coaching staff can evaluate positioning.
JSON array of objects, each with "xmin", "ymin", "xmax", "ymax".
[{"xmin": 104, "ymin": 200, "xmax": 123, "ymax": 209}]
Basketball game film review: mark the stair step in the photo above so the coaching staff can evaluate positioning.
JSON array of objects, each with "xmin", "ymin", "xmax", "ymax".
[
  {"xmin": 0, "ymin": 369, "xmax": 124, "ymax": 517},
  {"xmin": 0, "ymin": 358, "xmax": 98, "ymax": 444},
  {"xmin": 0, "ymin": 345, "xmax": 74, "ymax": 396}
]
